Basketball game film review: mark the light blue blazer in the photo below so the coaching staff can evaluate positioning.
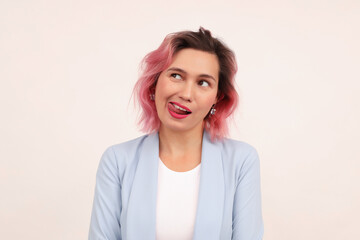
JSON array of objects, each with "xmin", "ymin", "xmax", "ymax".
[{"xmin": 89, "ymin": 131, "xmax": 264, "ymax": 240}]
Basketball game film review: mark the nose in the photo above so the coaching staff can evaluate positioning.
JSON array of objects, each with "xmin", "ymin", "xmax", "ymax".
[{"xmin": 179, "ymin": 81, "xmax": 194, "ymax": 102}]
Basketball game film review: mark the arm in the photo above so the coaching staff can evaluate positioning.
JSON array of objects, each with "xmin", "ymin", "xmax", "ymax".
[
  {"xmin": 232, "ymin": 148, "xmax": 264, "ymax": 240},
  {"xmin": 89, "ymin": 146, "xmax": 122, "ymax": 240}
]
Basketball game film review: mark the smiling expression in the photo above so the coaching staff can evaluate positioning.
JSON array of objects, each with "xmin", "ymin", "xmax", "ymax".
[{"xmin": 154, "ymin": 48, "xmax": 219, "ymax": 133}]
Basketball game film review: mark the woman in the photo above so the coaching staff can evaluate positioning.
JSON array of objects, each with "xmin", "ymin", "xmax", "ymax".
[{"xmin": 89, "ymin": 27, "xmax": 264, "ymax": 240}]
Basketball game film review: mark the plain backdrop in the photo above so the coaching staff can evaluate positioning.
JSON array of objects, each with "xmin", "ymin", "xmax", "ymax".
[{"xmin": 1, "ymin": 0, "xmax": 359, "ymax": 239}]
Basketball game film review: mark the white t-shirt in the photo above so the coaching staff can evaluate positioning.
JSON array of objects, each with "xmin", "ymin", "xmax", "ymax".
[{"xmin": 156, "ymin": 158, "xmax": 201, "ymax": 240}]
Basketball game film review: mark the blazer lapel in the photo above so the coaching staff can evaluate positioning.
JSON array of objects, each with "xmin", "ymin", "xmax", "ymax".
[
  {"xmin": 193, "ymin": 131, "xmax": 225, "ymax": 240},
  {"xmin": 125, "ymin": 131, "xmax": 225, "ymax": 240},
  {"xmin": 125, "ymin": 132, "xmax": 159, "ymax": 240}
]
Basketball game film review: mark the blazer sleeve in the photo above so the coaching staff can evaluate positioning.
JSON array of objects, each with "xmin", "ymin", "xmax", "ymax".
[
  {"xmin": 232, "ymin": 147, "xmax": 264, "ymax": 240},
  {"xmin": 89, "ymin": 146, "xmax": 122, "ymax": 240}
]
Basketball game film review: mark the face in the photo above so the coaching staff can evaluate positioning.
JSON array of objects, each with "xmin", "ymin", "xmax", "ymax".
[{"xmin": 154, "ymin": 48, "xmax": 219, "ymax": 134}]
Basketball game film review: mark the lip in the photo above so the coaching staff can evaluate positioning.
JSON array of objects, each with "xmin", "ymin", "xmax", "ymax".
[
  {"xmin": 170, "ymin": 102, "xmax": 192, "ymax": 113},
  {"xmin": 168, "ymin": 102, "xmax": 191, "ymax": 119}
]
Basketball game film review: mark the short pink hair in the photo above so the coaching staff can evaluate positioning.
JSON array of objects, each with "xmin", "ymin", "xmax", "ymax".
[{"xmin": 133, "ymin": 27, "xmax": 239, "ymax": 141}]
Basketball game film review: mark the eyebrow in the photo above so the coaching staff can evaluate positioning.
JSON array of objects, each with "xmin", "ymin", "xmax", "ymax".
[{"xmin": 166, "ymin": 67, "xmax": 217, "ymax": 82}]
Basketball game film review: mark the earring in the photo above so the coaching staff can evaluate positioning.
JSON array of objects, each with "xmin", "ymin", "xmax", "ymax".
[
  {"xmin": 210, "ymin": 105, "xmax": 216, "ymax": 115},
  {"xmin": 149, "ymin": 93, "xmax": 155, "ymax": 101}
]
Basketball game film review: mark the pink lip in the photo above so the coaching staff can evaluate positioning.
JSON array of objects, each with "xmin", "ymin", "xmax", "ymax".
[
  {"xmin": 170, "ymin": 102, "xmax": 192, "ymax": 113},
  {"xmin": 168, "ymin": 102, "xmax": 191, "ymax": 119}
]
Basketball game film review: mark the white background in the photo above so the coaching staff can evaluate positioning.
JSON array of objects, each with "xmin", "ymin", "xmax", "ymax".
[{"xmin": 1, "ymin": 0, "xmax": 359, "ymax": 239}]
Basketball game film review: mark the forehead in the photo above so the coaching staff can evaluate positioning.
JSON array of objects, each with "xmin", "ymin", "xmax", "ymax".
[{"xmin": 168, "ymin": 49, "xmax": 219, "ymax": 80}]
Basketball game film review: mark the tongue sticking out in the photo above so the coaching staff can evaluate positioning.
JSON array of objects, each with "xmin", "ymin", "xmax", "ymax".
[{"xmin": 168, "ymin": 103, "xmax": 189, "ymax": 115}]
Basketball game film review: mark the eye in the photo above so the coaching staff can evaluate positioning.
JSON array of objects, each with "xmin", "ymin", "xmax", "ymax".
[
  {"xmin": 198, "ymin": 80, "xmax": 210, "ymax": 87},
  {"xmin": 171, "ymin": 73, "xmax": 182, "ymax": 80}
]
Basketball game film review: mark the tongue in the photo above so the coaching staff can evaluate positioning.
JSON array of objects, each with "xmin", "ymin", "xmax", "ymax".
[{"xmin": 169, "ymin": 103, "xmax": 187, "ymax": 115}]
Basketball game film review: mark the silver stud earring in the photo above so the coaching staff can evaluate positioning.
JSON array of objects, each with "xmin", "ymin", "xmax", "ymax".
[
  {"xmin": 150, "ymin": 93, "xmax": 155, "ymax": 101},
  {"xmin": 210, "ymin": 106, "xmax": 216, "ymax": 115}
]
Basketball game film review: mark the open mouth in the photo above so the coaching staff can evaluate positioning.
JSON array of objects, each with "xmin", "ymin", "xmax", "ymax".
[
  {"xmin": 168, "ymin": 102, "xmax": 192, "ymax": 119},
  {"xmin": 170, "ymin": 102, "xmax": 192, "ymax": 114}
]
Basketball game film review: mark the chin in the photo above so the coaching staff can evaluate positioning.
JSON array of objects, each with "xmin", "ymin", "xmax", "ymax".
[
  {"xmin": 160, "ymin": 119, "xmax": 204, "ymax": 133},
  {"xmin": 161, "ymin": 123, "xmax": 190, "ymax": 132}
]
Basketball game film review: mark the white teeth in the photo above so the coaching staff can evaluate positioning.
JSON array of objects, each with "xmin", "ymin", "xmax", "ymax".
[{"xmin": 172, "ymin": 103, "xmax": 188, "ymax": 112}]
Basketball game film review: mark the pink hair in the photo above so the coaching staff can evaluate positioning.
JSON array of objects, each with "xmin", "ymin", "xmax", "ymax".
[{"xmin": 133, "ymin": 27, "xmax": 239, "ymax": 141}]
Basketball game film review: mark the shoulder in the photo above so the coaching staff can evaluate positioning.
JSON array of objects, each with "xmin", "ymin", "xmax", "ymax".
[
  {"xmin": 220, "ymin": 137, "xmax": 259, "ymax": 159},
  {"xmin": 108, "ymin": 135, "xmax": 148, "ymax": 157},
  {"xmin": 218, "ymin": 138, "xmax": 260, "ymax": 175},
  {"xmin": 98, "ymin": 134, "xmax": 150, "ymax": 172}
]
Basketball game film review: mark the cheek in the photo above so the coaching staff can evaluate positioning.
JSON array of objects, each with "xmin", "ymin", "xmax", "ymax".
[
  {"xmin": 198, "ymin": 95, "xmax": 217, "ymax": 113},
  {"xmin": 154, "ymin": 79, "xmax": 174, "ymax": 109},
  {"xmin": 156, "ymin": 80, "xmax": 176, "ymax": 97},
  {"xmin": 207, "ymin": 92, "xmax": 218, "ymax": 105},
  {"xmin": 155, "ymin": 79, "xmax": 165, "ymax": 99}
]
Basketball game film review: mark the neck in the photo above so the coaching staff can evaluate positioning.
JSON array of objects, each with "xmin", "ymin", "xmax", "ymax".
[{"xmin": 158, "ymin": 124, "xmax": 204, "ymax": 161}]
